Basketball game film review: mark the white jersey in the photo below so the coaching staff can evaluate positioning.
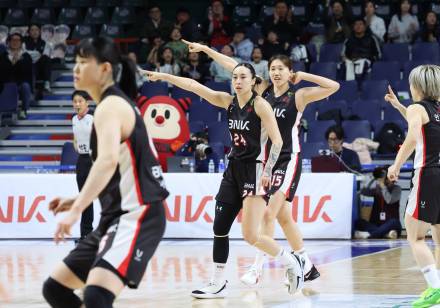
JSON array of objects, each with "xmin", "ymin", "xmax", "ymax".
[{"xmin": 72, "ymin": 113, "xmax": 93, "ymax": 154}]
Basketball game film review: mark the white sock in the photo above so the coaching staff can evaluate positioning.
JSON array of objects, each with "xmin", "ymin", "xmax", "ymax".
[
  {"xmin": 277, "ymin": 248, "xmax": 294, "ymax": 268},
  {"xmin": 421, "ymin": 264, "xmax": 440, "ymax": 288},
  {"xmin": 297, "ymin": 248, "xmax": 312, "ymax": 273},
  {"xmin": 253, "ymin": 250, "xmax": 266, "ymax": 270},
  {"xmin": 211, "ymin": 263, "xmax": 226, "ymax": 284}
]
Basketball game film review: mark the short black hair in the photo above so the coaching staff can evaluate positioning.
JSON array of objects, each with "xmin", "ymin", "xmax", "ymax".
[
  {"xmin": 275, "ymin": 0, "xmax": 288, "ymax": 6},
  {"xmin": 353, "ymin": 17, "xmax": 366, "ymax": 24},
  {"xmin": 72, "ymin": 90, "xmax": 90, "ymax": 101},
  {"xmin": 325, "ymin": 125, "xmax": 345, "ymax": 140},
  {"xmin": 7, "ymin": 32, "xmax": 23, "ymax": 43}
]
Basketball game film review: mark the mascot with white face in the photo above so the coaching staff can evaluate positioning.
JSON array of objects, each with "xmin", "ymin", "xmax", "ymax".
[{"xmin": 139, "ymin": 95, "xmax": 191, "ymax": 171}]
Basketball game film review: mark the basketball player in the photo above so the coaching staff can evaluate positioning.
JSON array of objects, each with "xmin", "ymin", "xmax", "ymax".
[
  {"xmin": 71, "ymin": 90, "xmax": 94, "ymax": 240},
  {"xmin": 182, "ymin": 40, "xmax": 340, "ymax": 285},
  {"xmin": 42, "ymin": 37, "xmax": 169, "ymax": 308},
  {"xmin": 386, "ymin": 65, "xmax": 440, "ymax": 307},
  {"xmin": 144, "ymin": 64, "xmax": 304, "ymax": 297}
]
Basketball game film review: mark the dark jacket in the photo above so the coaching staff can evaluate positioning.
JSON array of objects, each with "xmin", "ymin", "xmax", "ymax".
[
  {"xmin": 0, "ymin": 50, "xmax": 33, "ymax": 85},
  {"xmin": 325, "ymin": 16, "xmax": 352, "ymax": 43},
  {"xmin": 24, "ymin": 37, "xmax": 46, "ymax": 54},
  {"xmin": 262, "ymin": 15, "xmax": 302, "ymax": 44},
  {"xmin": 342, "ymin": 32, "xmax": 381, "ymax": 61},
  {"xmin": 336, "ymin": 147, "xmax": 361, "ymax": 172},
  {"xmin": 141, "ymin": 18, "xmax": 174, "ymax": 41}
]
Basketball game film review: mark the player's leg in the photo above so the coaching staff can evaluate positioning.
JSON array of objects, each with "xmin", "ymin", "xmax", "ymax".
[{"xmin": 83, "ymin": 268, "xmax": 123, "ymax": 308}]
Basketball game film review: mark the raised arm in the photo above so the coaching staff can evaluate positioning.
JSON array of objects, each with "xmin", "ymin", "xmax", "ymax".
[
  {"xmin": 384, "ymin": 85, "xmax": 407, "ymax": 120},
  {"xmin": 254, "ymin": 96, "xmax": 283, "ymax": 187},
  {"xmin": 182, "ymin": 39, "xmax": 239, "ymax": 73},
  {"xmin": 293, "ymin": 71, "xmax": 340, "ymax": 111},
  {"xmin": 388, "ymin": 104, "xmax": 426, "ymax": 181},
  {"xmin": 143, "ymin": 70, "xmax": 233, "ymax": 109}
]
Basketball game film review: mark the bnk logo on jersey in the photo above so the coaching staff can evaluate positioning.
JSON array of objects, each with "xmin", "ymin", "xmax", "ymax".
[{"xmin": 229, "ymin": 119, "xmax": 250, "ymax": 131}]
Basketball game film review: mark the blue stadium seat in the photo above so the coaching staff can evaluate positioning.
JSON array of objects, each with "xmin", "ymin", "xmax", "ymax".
[
  {"xmin": 370, "ymin": 61, "xmax": 401, "ymax": 81},
  {"xmin": 208, "ymin": 121, "xmax": 231, "ymax": 146},
  {"xmin": 342, "ymin": 120, "xmax": 371, "ymax": 142},
  {"xmin": 3, "ymin": 8, "xmax": 27, "ymax": 26},
  {"xmin": 96, "ymin": 0, "xmax": 119, "ymax": 6},
  {"xmin": 403, "ymin": 60, "xmax": 431, "ymax": 80},
  {"xmin": 140, "ymin": 82, "xmax": 169, "ymax": 97},
  {"xmin": 307, "ymin": 120, "xmax": 337, "ymax": 142},
  {"xmin": 60, "ymin": 142, "xmax": 79, "ymax": 166},
  {"xmin": 361, "ymin": 80, "xmax": 388, "ymax": 100},
  {"xmin": 171, "ymin": 86, "xmax": 200, "ymax": 104},
  {"xmin": 382, "ymin": 43, "xmax": 410, "ymax": 66},
  {"xmin": 307, "ymin": 43, "xmax": 317, "ymax": 63},
  {"xmin": 189, "ymin": 121, "xmax": 205, "ymax": 134},
  {"xmin": 319, "ymin": 44, "xmax": 343, "ymax": 62},
  {"xmin": 31, "ymin": 8, "xmax": 54, "ymax": 24},
  {"xmin": 351, "ymin": 99, "xmax": 382, "ymax": 123},
  {"xmin": 83, "ymin": 7, "xmax": 108, "ymax": 25},
  {"xmin": 0, "ymin": 83, "xmax": 18, "ymax": 124},
  {"xmin": 373, "ymin": 119, "xmax": 407, "ymax": 138},
  {"xmin": 44, "ymin": 0, "xmax": 67, "ymax": 7},
  {"xmin": 71, "ymin": 24, "xmax": 95, "ymax": 39},
  {"xmin": 111, "ymin": 6, "xmax": 136, "ymax": 25},
  {"xmin": 329, "ymin": 80, "xmax": 358, "ymax": 102},
  {"xmin": 69, "ymin": 0, "xmax": 94, "ymax": 7},
  {"xmin": 412, "ymin": 42, "xmax": 439, "ymax": 62},
  {"xmin": 302, "ymin": 103, "xmax": 317, "ymax": 122},
  {"xmin": 391, "ymin": 80, "xmax": 410, "ymax": 98},
  {"xmin": 310, "ymin": 62, "xmax": 337, "ymax": 80},
  {"xmin": 189, "ymin": 100, "xmax": 220, "ymax": 124},
  {"xmin": 317, "ymin": 100, "xmax": 348, "ymax": 118},
  {"xmin": 292, "ymin": 61, "xmax": 305, "ymax": 73},
  {"xmin": 301, "ymin": 141, "xmax": 327, "ymax": 159},
  {"xmin": 58, "ymin": 7, "xmax": 82, "ymax": 25},
  {"xmin": 100, "ymin": 24, "xmax": 125, "ymax": 38},
  {"xmin": 205, "ymin": 81, "xmax": 230, "ymax": 93},
  {"xmin": 383, "ymin": 104, "xmax": 406, "ymax": 122}
]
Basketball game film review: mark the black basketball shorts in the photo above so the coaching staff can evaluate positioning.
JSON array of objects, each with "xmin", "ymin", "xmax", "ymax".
[{"xmin": 266, "ymin": 153, "xmax": 302, "ymax": 202}]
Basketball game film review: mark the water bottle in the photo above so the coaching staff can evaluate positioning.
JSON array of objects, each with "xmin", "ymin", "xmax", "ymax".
[
  {"xmin": 189, "ymin": 160, "xmax": 195, "ymax": 173},
  {"xmin": 208, "ymin": 159, "xmax": 215, "ymax": 173},
  {"xmin": 218, "ymin": 159, "xmax": 225, "ymax": 173},
  {"xmin": 302, "ymin": 158, "xmax": 312, "ymax": 173}
]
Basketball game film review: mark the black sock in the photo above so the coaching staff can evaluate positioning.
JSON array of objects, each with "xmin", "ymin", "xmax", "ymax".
[{"xmin": 213, "ymin": 235, "xmax": 229, "ymax": 263}]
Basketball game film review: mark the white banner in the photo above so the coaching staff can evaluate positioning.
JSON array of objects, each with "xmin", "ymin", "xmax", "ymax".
[{"xmin": 0, "ymin": 173, "xmax": 354, "ymax": 239}]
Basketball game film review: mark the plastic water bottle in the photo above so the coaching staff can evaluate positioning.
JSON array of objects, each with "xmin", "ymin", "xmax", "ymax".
[
  {"xmin": 218, "ymin": 159, "xmax": 225, "ymax": 173},
  {"xmin": 189, "ymin": 160, "xmax": 195, "ymax": 173},
  {"xmin": 208, "ymin": 159, "xmax": 215, "ymax": 173},
  {"xmin": 302, "ymin": 158, "xmax": 312, "ymax": 173}
]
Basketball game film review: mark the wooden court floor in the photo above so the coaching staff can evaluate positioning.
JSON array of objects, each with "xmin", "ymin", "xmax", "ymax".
[{"xmin": 0, "ymin": 239, "xmax": 436, "ymax": 307}]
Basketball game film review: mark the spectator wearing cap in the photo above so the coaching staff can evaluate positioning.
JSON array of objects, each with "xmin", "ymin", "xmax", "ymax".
[
  {"xmin": 262, "ymin": 0, "xmax": 302, "ymax": 44},
  {"xmin": 250, "ymin": 47, "xmax": 269, "ymax": 81},
  {"xmin": 174, "ymin": 7, "xmax": 200, "ymax": 41},
  {"xmin": 201, "ymin": 0, "xmax": 233, "ymax": 46},
  {"xmin": 230, "ymin": 29, "xmax": 254, "ymax": 61},
  {"xmin": 364, "ymin": 0, "xmax": 386, "ymax": 42},
  {"xmin": 0, "ymin": 33, "xmax": 34, "ymax": 119},
  {"xmin": 325, "ymin": 0, "xmax": 352, "ymax": 44},
  {"xmin": 141, "ymin": 4, "xmax": 174, "ymax": 41},
  {"xmin": 209, "ymin": 45, "xmax": 240, "ymax": 82}
]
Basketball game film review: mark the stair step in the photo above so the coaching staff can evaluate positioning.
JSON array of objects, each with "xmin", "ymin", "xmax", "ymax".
[
  {"xmin": 11, "ymin": 120, "xmax": 72, "ymax": 126},
  {"xmin": 0, "ymin": 161, "xmax": 60, "ymax": 166},
  {"xmin": 28, "ymin": 108, "xmax": 73, "ymax": 114},
  {"xmin": 52, "ymin": 89, "xmax": 74, "ymax": 95},
  {"xmin": 43, "ymin": 94, "xmax": 72, "ymax": 100},
  {"xmin": 10, "ymin": 127, "xmax": 72, "ymax": 134},
  {"xmin": 52, "ymin": 81, "xmax": 73, "ymax": 88},
  {"xmin": 36, "ymin": 100, "xmax": 72, "ymax": 107},
  {"xmin": 0, "ymin": 147, "xmax": 62, "ymax": 155},
  {"xmin": 0, "ymin": 140, "xmax": 69, "ymax": 146}
]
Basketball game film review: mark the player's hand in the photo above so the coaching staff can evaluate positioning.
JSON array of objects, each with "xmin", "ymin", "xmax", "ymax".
[
  {"xmin": 49, "ymin": 197, "xmax": 75, "ymax": 215},
  {"xmin": 290, "ymin": 71, "xmax": 302, "ymax": 85},
  {"xmin": 181, "ymin": 39, "xmax": 206, "ymax": 53},
  {"xmin": 54, "ymin": 208, "xmax": 81, "ymax": 244},
  {"xmin": 384, "ymin": 85, "xmax": 401, "ymax": 109},
  {"xmin": 387, "ymin": 164, "xmax": 399, "ymax": 182},
  {"xmin": 141, "ymin": 70, "xmax": 166, "ymax": 82},
  {"xmin": 260, "ymin": 174, "xmax": 271, "ymax": 191}
]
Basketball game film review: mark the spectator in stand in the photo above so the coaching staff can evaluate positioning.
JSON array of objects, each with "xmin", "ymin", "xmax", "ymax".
[
  {"xmin": 24, "ymin": 24, "xmax": 51, "ymax": 95},
  {"xmin": 258, "ymin": 30, "xmax": 289, "ymax": 60},
  {"xmin": 146, "ymin": 34, "xmax": 164, "ymax": 69},
  {"xmin": 164, "ymin": 28, "xmax": 188, "ymax": 64},
  {"xmin": 250, "ymin": 47, "xmax": 269, "ymax": 81},
  {"xmin": 0, "ymin": 33, "xmax": 33, "ymax": 119},
  {"xmin": 182, "ymin": 51, "xmax": 210, "ymax": 84},
  {"xmin": 388, "ymin": 0, "xmax": 419, "ymax": 43},
  {"xmin": 174, "ymin": 7, "xmax": 200, "ymax": 42},
  {"xmin": 230, "ymin": 28, "xmax": 254, "ymax": 61},
  {"xmin": 209, "ymin": 44, "xmax": 239, "ymax": 82},
  {"xmin": 202, "ymin": 0, "xmax": 232, "ymax": 46},
  {"xmin": 157, "ymin": 47, "xmax": 181, "ymax": 77},
  {"xmin": 364, "ymin": 0, "xmax": 386, "ymax": 43},
  {"xmin": 416, "ymin": 11, "xmax": 440, "ymax": 43},
  {"xmin": 342, "ymin": 18, "xmax": 381, "ymax": 62},
  {"xmin": 355, "ymin": 166, "xmax": 402, "ymax": 239},
  {"xmin": 262, "ymin": 0, "xmax": 302, "ymax": 44},
  {"xmin": 325, "ymin": 0, "xmax": 352, "ymax": 44},
  {"xmin": 141, "ymin": 4, "xmax": 174, "ymax": 41},
  {"xmin": 325, "ymin": 125, "xmax": 361, "ymax": 171}
]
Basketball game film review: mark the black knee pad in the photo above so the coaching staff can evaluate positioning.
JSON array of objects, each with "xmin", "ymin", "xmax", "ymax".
[
  {"xmin": 42, "ymin": 277, "xmax": 82, "ymax": 308},
  {"xmin": 83, "ymin": 285, "xmax": 116, "ymax": 308},
  {"xmin": 213, "ymin": 201, "xmax": 240, "ymax": 236}
]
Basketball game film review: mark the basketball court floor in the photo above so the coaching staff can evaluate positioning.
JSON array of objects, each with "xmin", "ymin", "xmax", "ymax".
[{"xmin": 1, "ymin": 239, "xmax": 437, "ymax": 307}]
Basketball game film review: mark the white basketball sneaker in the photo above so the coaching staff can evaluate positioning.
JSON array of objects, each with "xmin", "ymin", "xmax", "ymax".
[
  {"xmin": 191, "ymin": 280, "xmax": 227, "ymax": 299},
  {"xmin": 285, "ymin": 253, "xmax": 305, "ymax": 294},
  {"xmin": 240, "ymin": 265, "xmax": 262, "ymax": 286}
]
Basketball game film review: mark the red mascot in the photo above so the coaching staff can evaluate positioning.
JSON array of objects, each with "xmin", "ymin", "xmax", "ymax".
[{"xmin": 138, "ymin": 95, "xmax": 191, "ymax": 171}]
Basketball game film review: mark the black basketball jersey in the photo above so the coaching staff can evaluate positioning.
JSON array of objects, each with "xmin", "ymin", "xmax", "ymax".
[
  {"xmin": 263, "ymin": 85, "xmax": 302, "ymax": 157},
  {"xmin": 227, "ymin": 92, "xmax": 268, "ymax": 161},
  {"xmin": 89, "ymin": 86, "xmax": 169, "ymax": 224},
  {"xmin": 413, "ymin": 100, "xmax": 440, "ymax": 169}
]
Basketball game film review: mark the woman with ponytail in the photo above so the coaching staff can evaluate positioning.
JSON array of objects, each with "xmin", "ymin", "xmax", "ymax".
[
  {"xmin": 181, "ymin": 40, "xmax": 340, "ymax": 289},
  {"xmin": 144, "ymin": 61, "xmax": 305, "ymax": 298},
  {"xmin": 42, "ymin": 36, "xmax": 169, "ymax": 308}
]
